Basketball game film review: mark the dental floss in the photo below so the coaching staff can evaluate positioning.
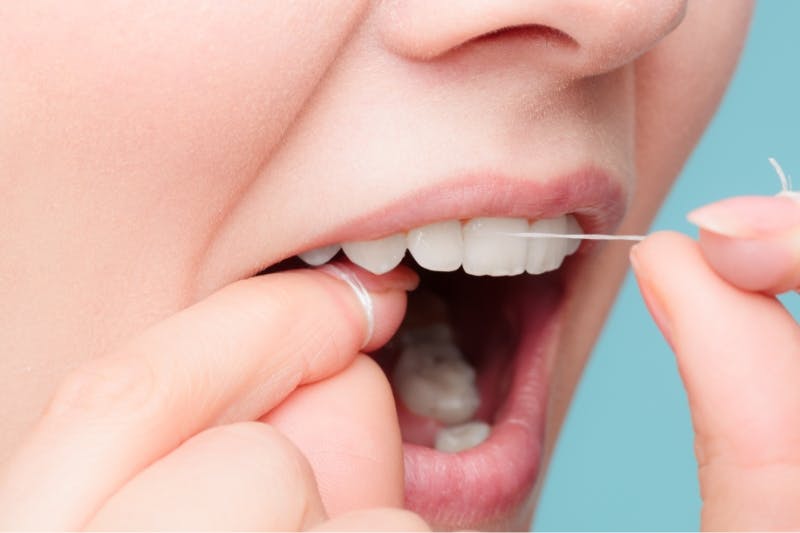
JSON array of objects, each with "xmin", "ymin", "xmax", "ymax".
[
  {"xmin": 770, "ymin": 157, "xmax": 800, "ymax": 200},
  {"xmin": 497, "ymin": 159, "xmax": 795, "ymax": 243},
  {"xmin": 498, "ymin": 232, "xmax": 645, "ymax": 241},
  {"xmin": 317, "ymin": 263, "xmax": 374, "ymax": 349}
]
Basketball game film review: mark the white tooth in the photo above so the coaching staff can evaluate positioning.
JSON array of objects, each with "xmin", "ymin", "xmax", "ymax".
[
  {"xmin": 434, "ymin": 421, "xmax": 491, "ymax": 453},
  {"xmin": 407, "ymin": 220, "xmax": 463, "ymax": 272},
  {"xmin": 526, "ymin": 216, "xmax": 569, "ymax": 275},
  {"xmin": 462, "ymin": 217, "xmax": 529, "ymax": 276},
  {"xmin": 298, "ymin": 244, "xmax": 341, "ymax": 266},
  {"xmin": 392, "ymin": 341, "xmax": 480, "ymax": 425},
  {"xmin": 564, "ymin": 214, "xmax": 582, "ymax": 255},
  {"xmin": 342, "ymin": 233, "xmax": 407, "ymax": 275}
]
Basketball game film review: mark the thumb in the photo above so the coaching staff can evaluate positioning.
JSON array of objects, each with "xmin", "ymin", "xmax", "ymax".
[
  {"xmin": 630, "ymin": 231, "xmax": 800, "ymax": 530},
  {"xmin": 263, "ymin": 355, "xmax": 404, "ymax": 517}
]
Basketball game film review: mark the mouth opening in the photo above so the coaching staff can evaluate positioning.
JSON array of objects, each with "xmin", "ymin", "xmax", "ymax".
[
  {"xmin": 263, "ymin": 249, "xmax": 569, "ymax": 526},
  {"xmin": 373, "ymin": 255, "xmax": 564, "ymax": 452},
  {"xmin": 263, "ymin": 251, "xmax": 565, "ymax": 452}
]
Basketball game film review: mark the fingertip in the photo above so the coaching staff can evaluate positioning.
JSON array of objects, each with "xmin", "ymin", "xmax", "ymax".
[
  {"xmin": 629, "ymin": 231, "xmax": 694, "ymax": 346},
  {"xmin": 629, "ymin": 230, "xmax": 695, "ymax": 273},
  {"xmin": 697, "ymin": 229, "xmax": 800, "ymax": 294},
  {"xmin": 265, "ymin": 356, "xmax": 404, "ymax": 516},
  {"xmin": 315, "ymin": 262, "xmax": 415, "ymax": 351},
  {"xmin": 687, "ymin": 195, "xmax": 800, "ymax": 239},
  {"xmin": 685, "ymin": 195, "xmax": 800, "ymax": 293}
]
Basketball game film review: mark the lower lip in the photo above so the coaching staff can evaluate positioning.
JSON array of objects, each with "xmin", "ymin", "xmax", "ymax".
[{"xmin": 400, "ymin": 277, "xmax": 564, "ymax": 528}]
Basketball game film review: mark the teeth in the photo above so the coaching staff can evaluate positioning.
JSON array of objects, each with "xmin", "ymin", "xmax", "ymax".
[
  {"xmin": 462, "ymin": 217, "xmax": 529, "ymax": 276},
  {"xmin": 564, "ymin": 214, "xmax": 582, "ymax": 255},
  {"xmin": 296, "ymin": 214, "xmax": 583, "ymax": 277},
  {"xmin": 434, "ymin": 421, "xmax": 491, "ymax": 453},
  {"xmin": 341, "ymin": 233, "xmax": 407, "ymax": 275},
  {"xmin": 298, "ymin": 244, "xmax": 341, "ymax": 266},
  {"xmin": 407, "ymin": 220, "xmax": 463, "ymax": 272},
  {"xmin": 526, "ymin": 216, "xmax": 569, "ymax": 274},
  {"xmin": 392, "ymin": 339, "xmax": 480, "ymax": 425}
]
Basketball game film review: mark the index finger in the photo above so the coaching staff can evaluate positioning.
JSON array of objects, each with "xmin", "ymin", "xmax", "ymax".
[
  {"xmin": 0, "ymin": 264, "xmax": 417, "ymax": 530},
  {"xmin": 688, "ymin": 195, "xmax": 800, "ymax": 294}
]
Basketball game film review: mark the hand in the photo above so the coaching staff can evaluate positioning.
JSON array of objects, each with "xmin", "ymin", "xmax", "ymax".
[
  {"xmin": 630, "ymin": 195, "xmax": 800, "ymax": 530},
  {"xmin": 0, "ymin": 264, "xmax": 429, "ymax": 531}
]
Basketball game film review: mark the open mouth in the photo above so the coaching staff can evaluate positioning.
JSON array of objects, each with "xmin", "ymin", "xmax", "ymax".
[
  {"xmin": 303, "ymin": 214, "xmax": 576, "ymax": 529},
  {"xmin": 262, "ymin": 171, "xmax": 625, "ymax": 529}
]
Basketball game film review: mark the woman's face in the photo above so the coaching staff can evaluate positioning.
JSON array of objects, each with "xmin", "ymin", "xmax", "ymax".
[{"xmin": 0, "ymin": 1, "xmax": 753, "ymax": 529}]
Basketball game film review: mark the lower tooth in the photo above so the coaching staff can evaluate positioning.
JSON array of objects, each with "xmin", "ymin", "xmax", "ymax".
[
  {"xmin": 434, "ymin": 421, "xmax": 491, "ymax": 453},
  {"xmin": 392, "ymin": 339, "xmax": 480, "ymax": 425}
]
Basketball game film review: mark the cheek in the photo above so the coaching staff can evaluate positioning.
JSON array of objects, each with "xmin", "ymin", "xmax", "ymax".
[
  {"xmin": 0, "ymin": 0, "xmax": 367, "ymax": 266},
  {"xmin": 628, "ymin": 0, "xmax": 754, "ymax": 227},
  {"xmin": 0, "ymin": 0, "xmax": 368, "ymax": 407},
  {"xmin": 541, "ymin": 0, "xmax": 753, "ymax": 478}
]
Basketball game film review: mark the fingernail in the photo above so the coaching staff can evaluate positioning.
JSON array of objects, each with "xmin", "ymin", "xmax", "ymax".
[
  {"xmin": 630, "ymin": 246, "xmax": 674, "ymax": 347},
  {"xmin": 687, "ymin": 195, "xmax": 800, "ymax": 239},
  {"xmin": 316, "ymin": 263, "xmax": 419, "ymax": 349}
]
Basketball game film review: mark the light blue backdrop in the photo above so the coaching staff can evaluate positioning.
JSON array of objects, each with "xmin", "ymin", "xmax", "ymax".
[{"xmin": 533, "ymin": 2, "xmax": 800, "ymax": 530}]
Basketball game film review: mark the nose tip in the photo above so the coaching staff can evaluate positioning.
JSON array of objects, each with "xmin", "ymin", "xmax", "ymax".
[{"xmin": 379, "ymin": 0, "xmax": 688, "ymax": 77}]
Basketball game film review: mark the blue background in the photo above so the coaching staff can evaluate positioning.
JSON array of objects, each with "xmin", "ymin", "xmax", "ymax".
[{"xmin": 533, "ymin": 2, "xmax": 800, "ymax": 530}]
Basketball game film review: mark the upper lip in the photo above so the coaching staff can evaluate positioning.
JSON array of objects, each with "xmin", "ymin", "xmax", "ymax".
[{"xmin": 291, "ymin": 165, "xmax": 628, "ymax": 258}]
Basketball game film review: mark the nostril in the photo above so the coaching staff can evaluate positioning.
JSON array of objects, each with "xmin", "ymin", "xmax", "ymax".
[{"xmin": 474, "ymin": 24, "xmax": 578, "ymax": 50}]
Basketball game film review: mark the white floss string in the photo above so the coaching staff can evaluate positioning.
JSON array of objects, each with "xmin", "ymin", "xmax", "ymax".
[
  {"xmin": 771, "ymin": 157, "xmax": 792, "ymax": 193},
  {"xmin": 770, "ymin": 157, "xmax": 800, "ymax": 200},
  {"xmin": 499, "ymin": 231, "xmax": 645, "ymax": 242},
  {"xmin": 494, "ymin": 158, "xmax": 792, "ymax": 243}
]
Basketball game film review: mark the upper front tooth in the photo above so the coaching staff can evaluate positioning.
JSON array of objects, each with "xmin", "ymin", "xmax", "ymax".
[
  {"xmin": 342, "ymin": 233, "xmax": 407, "ymax": 275},
  {"xmin": 298, "ymin": 244, "xmax": 341, "ymax": 266},
  {"xmin": 407, "ymin": 220, "xmax": 463, "ymax": 272},
  {"xmin": 526, "ymin": 216, "xmax": 568, "ymax": 274},
  {"xmin": 313, "ymin": 214, "xmax": 581, "ymax": 275},
  {"xmin": 564, "ymin": 214, "xmax": 582, "ymax": 255},
  {"xmin": 462, "ymin": 217, "xmax": 529, "ymax": 276}
]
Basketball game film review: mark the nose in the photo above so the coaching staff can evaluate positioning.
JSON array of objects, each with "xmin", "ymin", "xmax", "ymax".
[{"xmin": 379, "ymin": 0, "xmax": 687, "ymax": 78}]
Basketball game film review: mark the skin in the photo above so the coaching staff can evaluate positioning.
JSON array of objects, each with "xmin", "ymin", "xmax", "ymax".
[
  {"xmin": 0, "ymin": 0, "xmax": 758, "ymax": 530},
  {"xmin": 632, "ymin": 194, "xmax": 800, "ymax": 529}
]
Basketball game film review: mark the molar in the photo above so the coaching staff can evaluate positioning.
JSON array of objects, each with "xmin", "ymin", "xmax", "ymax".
[{"xmin": 392, "ymin": 340, "xmax": 480, "ymax": 425}]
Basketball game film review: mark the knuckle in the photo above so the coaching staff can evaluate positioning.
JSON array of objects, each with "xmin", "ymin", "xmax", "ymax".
[{"xmin": 48, "ymin": 351, "xmax": 161, "ymax": 419}]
